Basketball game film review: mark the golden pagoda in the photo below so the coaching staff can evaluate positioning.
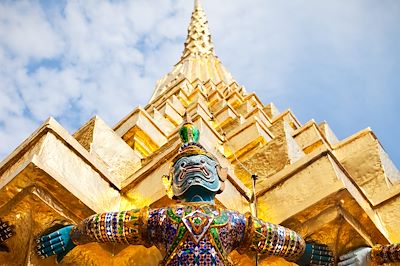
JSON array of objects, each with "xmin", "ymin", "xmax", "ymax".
[{"xmin": 0, "ymin": 1, "xmax": 399, "ymax": 265}]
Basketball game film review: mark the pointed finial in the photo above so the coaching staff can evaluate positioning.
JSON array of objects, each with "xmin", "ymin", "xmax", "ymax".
[
  {"xmin": 179, "ymin": 111, "xmax": 199, "ymax": 144},
  {"xmin": 184, "ymin": 110, "xmax": 193, "ymax": 124},
  {"xmin": 180, "ymin": 0, "xmax": 215, "ymax": 60},
  {"xmin": 194, "ymin": 0, "xmax": 201, "ymax": 9}
]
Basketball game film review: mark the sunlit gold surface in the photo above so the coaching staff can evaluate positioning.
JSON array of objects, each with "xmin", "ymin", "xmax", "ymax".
[
  {"xmin": 74, "ymin": 116, "xmax": 142, "ymax": 188},
  {"xmin": 1, "ymin": 0, "xmax": 399, "ymax": 265}
]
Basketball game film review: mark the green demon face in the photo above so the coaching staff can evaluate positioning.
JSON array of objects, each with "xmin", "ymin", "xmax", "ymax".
[{"xmin": 172, "ymin": 154, "xmax": 221, "ymax": 198}]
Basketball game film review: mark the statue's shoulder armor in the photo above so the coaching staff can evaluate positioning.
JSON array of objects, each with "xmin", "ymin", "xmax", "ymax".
[
  {"xmin": 149, "ymin": 205, "xmax": 198, "ymax": 224},
  {"xmin": 164, "ymin": 205, "xmax": 196, "ymax": 223},
  {"xmin": 214, "ymin": 209, "xmax": 246, "ymax": 227},
  {"xmin": 212, "ymin": 209, "xmax": 230, "ymax": 226},
  {"xmin": 149, "ymin": 205, "xmax": 246, "ymax": 227}
]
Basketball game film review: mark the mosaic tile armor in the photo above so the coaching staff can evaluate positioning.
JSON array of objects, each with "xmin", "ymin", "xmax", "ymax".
[
  {"xmin": 70, "ymin": 204, "xmax": 305, "ymax": 265},
  {"xmin": 371, "ymin": 243, "xmax": 400, "ymax": 264}
]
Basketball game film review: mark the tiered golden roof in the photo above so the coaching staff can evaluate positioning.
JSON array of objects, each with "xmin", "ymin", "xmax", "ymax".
[{"xmin": 0, "ymin": 1, "xmax": 399, "ymax": 265}]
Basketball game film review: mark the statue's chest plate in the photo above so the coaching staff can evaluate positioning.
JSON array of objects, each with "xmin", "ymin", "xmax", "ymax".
[
  {"xmin": 148, "ymin": 205, "xmax": 244, "ymax": 266},
  {"xmin": 182, "ymin": 210, "xmax": 214, "ymax": 243}
]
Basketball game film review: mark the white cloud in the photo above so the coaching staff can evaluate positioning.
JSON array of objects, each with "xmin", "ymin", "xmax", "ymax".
[
  {"xmin": 0, "ymin": 0, "xmax": 399, "ymax": 165},
  {"xmin": 0, "ymin": 1, "xmax": 63, "ymax": 60}
]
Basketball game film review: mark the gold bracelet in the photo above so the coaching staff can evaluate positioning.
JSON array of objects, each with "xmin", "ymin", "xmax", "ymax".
[
  {"xmin": 236, "ymin": 212, "xmax": 254, "ymax": 254},
  {"xmin": 370, "ymin": 245, "xmax": 385, "ymax": 265}
]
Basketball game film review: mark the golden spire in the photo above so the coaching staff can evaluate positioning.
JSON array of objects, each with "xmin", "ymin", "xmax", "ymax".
[
  {"xmin": 148, "ymin": 0, "xmax": 238, "ymax": 103},
  {"xmin": 181, "ymin": 0, "xmax": 215, "ymax": 59}
]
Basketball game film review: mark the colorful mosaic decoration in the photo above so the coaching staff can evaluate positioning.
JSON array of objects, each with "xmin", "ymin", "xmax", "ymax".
[
  {"xmin": 70, "ymin": 208, "xmax": 150, "ymax": 247},
  {"xmin": 245, "ymin": 216, "xmax": 305, "ymax": 259},
  {"xmin": 371, "ymin": 243, "xmax": 400, "ymax": 264},
  {"xmin": 182, "ymin": 210, "xmax": 214, "ymax": 243},
  {"xmin": 67, "ymin": 204, "xmax": 305, "ymax": 265}
]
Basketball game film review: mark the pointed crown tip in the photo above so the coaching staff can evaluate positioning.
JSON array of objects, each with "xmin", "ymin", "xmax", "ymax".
[
  {"xmin": 179, "ymin": 112, "xmax": 199, "ymax": 144},
  {"xmin": 194, "ymin": 0, "xmax": 201, "ymax": 9},
  {"xmin": 184, "ymin": 111, "xmax": 193, "ymax": 124}
]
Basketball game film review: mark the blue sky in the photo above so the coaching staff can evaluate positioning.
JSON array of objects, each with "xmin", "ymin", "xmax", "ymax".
[{"xmin": 0, "ymin": 0, "xmax": 399, "ymax": 166}]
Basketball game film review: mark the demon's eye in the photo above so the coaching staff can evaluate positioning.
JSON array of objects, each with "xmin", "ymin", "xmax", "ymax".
[
  {"xmin": 200, "ymin": 159, "xmax": 206, "ymax": 164},
  {"xmin": 180, "ymin": 162, "xmax": 186, "ymax": 167}
]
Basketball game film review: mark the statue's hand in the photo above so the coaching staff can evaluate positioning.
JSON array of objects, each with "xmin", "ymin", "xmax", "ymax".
[
  {"xmin": 0, "ymin": 220, "xmax": 14, "ymax": 252},
  {"xmin": 36, "ymin": 225, "xmax": 76, "ymax": 263},
  {"xmin": 338, "ymin": 247, "xmax": 372, "ymax": 266},
  {"xmin": 297, "ymin": 243, "xmax": 334, "ymax": 266}
]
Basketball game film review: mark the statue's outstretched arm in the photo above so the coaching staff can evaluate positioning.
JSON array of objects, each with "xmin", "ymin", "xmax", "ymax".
[
  {"xmin": 36, "ymin": 208, "xmax": 150, "ymax": 262},
  {"xmin": 238, "ymin": 214, "xmax": 334, "ymax": 265},
  {"xmin": 69, "ymin": 208, "xmax": 149, "ymax": 245}
]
